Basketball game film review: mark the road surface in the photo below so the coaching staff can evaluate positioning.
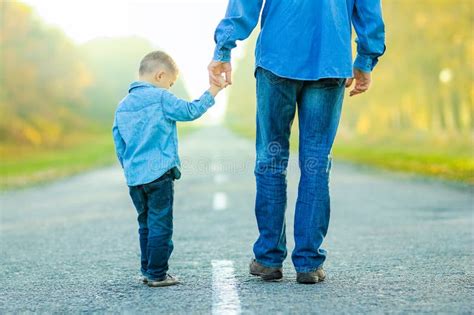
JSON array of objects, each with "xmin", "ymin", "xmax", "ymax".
[{"xmin": 1, "ymin": 126, "xmax": 473, "ymax": 314}]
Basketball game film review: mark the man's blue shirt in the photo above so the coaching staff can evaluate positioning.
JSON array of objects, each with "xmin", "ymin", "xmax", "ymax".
[
  {"xmin": 112, "ymin": 81, "xmax": 215, "ymax": 186},
  {"xmin": 213, "ymin": 0, "xmax": 386, "ymax": 80}
]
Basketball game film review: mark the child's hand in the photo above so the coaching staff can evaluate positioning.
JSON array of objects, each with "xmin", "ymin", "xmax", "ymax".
[{"xmin": 208, "ymin": 76, "xmax": 228, "ymax": 97}]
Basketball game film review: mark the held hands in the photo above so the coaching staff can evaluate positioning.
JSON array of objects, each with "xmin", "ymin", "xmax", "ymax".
[
  {"xmin": 207, "ymin": 60, "xmax": 232, "ymax": 97},
  {"xmin": 346, "ymin": 68, "xmax": 371, "ymax": 97},
  {"xmin": 208, "ymin": 60, "xmax": 232, "ymax": 87},
  {"xmin": 208, "ymin": 75, "xmax": 229, "ymax": 97}
]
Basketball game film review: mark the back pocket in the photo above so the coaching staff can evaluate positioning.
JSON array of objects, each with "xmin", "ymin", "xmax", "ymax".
[
  {"xmin": 317, "ymin": 78, "xmax": 346, "ymax": 88},
  {"xmin": 257, "ymin": 67, "xmax": 287, "ymax": 85}
]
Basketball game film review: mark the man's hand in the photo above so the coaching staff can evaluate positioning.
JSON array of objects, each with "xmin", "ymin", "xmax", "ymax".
[
  {"xmin": 208, "ymin": 60, "xmax": 232, "ymax": 87},
  {"xmin": 208, "ymin": 76, "xmax": 229, "ymax": 97},
  {"xmin": 345, "ymin": 68, "xmax": 371, "ymax": 97}
]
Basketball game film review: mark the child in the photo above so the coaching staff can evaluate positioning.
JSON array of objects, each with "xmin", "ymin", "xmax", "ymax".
[{"xmin": 112, "ymin": 51, "xmax": 226, "ymax": 287}]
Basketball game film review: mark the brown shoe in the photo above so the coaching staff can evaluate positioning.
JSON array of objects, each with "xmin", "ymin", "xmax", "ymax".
[
  {"xmin": 296, "ymin": 267, "xmax": 326, "ymax": 284},
  {"xmin": 249, "ymin": 259, "xmax": 283, "ymax": 281},
  {"xmin": 147, "ymin": 274, "xmax": 180, "ymax": 287}
]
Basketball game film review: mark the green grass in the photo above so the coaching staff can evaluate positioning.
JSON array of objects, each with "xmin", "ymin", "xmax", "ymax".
[
  {"xmin": 0, "ymin": 133, "xmax": 116, "ymax": 189},
  {"xmin": 0, "ymin": 124, "xmax": 198, "ymax": 190},
  {"xmin": 332, "ymin": 141, "xmax": 474, "ymax": 183},
  {"xmin": 226, "ymin": 123, "xmax": 474, "ymax": 184}
]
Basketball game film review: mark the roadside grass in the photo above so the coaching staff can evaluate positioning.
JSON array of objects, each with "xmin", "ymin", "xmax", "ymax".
[
  {"xmin": 0, "ymin": 133, "xmax": 115, "ymax": 190},
  {"xmin": 0, "ymin": 124, "xmax": 198, "ymax": 190},
  {"xmin": 226, "ymin": 122, "xmax": 474, "ymax": 184},
  {"xmin": 332, "ymin": 140, "xmax": 473, "ymax": 183}
]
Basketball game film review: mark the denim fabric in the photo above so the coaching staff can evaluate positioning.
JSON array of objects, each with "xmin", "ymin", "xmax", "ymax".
[
  {"xmin": 213, "ymin": 0, "xmax": 386, "ymax": 78},
  {"xmin": 128, "ymin": 171, "xmax": 175, "ymax": 281},
  {"xmin": 253, "ymin": 67, "xmax": 345, "ymax": 273},
  {"xmin": 112, "ymin": 81, "xmax": 215, "ymax": 186}
]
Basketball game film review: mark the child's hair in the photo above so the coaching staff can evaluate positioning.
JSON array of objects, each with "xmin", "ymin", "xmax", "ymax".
[{"xmin": 139, "ymin": 51, "xmax": 178, "ymax": 76}]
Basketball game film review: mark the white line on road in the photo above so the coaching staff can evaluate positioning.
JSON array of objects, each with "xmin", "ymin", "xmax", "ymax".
[
  {"xmin": 213, "ymin": 192, "xmax": 228, "ymax": 211},
  {"xmin": 212, "ymin": 260, "xmax": 241, "ymax": 315},
  {"xmin": 214, "ymin": 173, "xmax": 228, "ymax": 184},
  {"xmin": 211, "ymin": 160, "xmax": 223, "ymax": 173}
]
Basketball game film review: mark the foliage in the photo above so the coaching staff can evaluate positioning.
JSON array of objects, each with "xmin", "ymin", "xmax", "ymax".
[
  {"xmin": 81, "ymin": 37, "xmax": 189, "ymax": 124},
  {"xmin": 0, "ymin": 1, "xmax": 190, "ymax": 146},
  {"xmin": 0, "ymin": 1, "xmax": 192, "ymax": 188},
  {"xmin": 0, "ymin": 1, "xmax": 92, "ymax": 146},
  {"xmin": 341, "ymin": 0, "xmax": 473, "ymax": 141}
]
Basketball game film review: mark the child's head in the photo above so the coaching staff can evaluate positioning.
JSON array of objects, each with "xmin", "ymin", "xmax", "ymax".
[{"xmin": 139, "ymin": 51, "xmax": 178, "ymax": 89}]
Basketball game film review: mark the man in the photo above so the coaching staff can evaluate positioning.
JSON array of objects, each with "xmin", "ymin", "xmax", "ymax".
[{"xmin": 209, "ymin": 0, "xmax": 385, "ymax": 284}]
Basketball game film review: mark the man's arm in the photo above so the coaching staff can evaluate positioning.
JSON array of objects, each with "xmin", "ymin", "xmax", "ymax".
[
  {"xmin": 209, "ymin": 0, "xmax": 264, "ymax": 86},
  {"xmin": 347, "ymin": 0, "xmax": 386, "ymax": 96},
  {"xmin": 352, "ymin": 0, "xmax": 386, "ymax": 72},
  {"xmin": 161, "ymin": 89, "xmax": 216, "ymax": 122},
  {"xmin": 112, "ymin": 117, "xmax": 126, "ymax": 168}
]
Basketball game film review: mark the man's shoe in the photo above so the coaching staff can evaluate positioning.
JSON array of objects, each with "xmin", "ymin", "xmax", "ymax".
[
  {"xmin": 147, "ymin": 274, "xmax": 180, "ymax": 287},
  {"xmin": 249, "ymin": 259, "xmax": 283, "ymax": 281},
  {"xmin": 296, "ymin": 267, "xmax": 326, "ymax": 284},
  {"xmin": 141, "ymin": 276, "xmax": 148, "ymax": 284}
]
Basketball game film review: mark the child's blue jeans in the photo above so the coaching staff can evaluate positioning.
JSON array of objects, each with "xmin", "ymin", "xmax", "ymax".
[{"xmin": 128, "ymin": 170, "xmax": 175, "ymax": 281}]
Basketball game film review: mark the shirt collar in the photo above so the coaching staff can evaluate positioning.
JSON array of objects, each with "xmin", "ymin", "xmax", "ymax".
[{"xmin": 128, "ymin": 81, "xmax": 157, "ymax": 93}]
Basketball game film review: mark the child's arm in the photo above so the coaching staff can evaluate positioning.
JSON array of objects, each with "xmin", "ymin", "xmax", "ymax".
[
  {"xmin": 208, "ymin": 84, "xmax": 223, "ymax": 98},
  {"xmin": 161, "ymin": 83, "xmax": 225, "ymax": 122},
  {"xmin": 112, "ymin": 116, "xmax": 126, "ymax": 168}
]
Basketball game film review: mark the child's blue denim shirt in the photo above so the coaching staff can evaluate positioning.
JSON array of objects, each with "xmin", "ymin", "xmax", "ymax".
[{"xmin": 112, "ymin": 81, "xmax": 215, "ymax": 186}]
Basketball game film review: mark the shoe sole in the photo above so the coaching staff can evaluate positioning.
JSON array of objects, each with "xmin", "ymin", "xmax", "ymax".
[
  {"xmin": 250, "ymin": 271, "xmax": 283, "ymax": 282},
  {"xmin": 296, "ymin": 276, "xmax": 325, "ymax": 284},
  {"xmin": 147, "ymin": 281, "xmax": 179, "ymax": 287}
]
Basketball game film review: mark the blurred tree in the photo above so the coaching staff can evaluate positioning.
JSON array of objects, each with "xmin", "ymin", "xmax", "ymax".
[
  {"xmin": 0, "ymin": 1, "xmax": 91, "ymax": 146},
  {"xmin": 226, "ymin": 31, "xmax": 258, "ymax": 138},
  {"xmin": 342, "ymin": 0, "xmax": 473, "ymax": 142},
  {"xmin": 0, "ymin": 1, "xmax": 190, "ymax": 147},
  {"xmin": 81, "ymin": 37, "xmax": 189, "ymax": 125}
]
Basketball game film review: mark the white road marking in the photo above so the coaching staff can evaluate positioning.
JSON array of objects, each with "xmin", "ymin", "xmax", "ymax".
[
  {"xmin": 212, "ymin": 260, "xmax": 241, "ymax": 315},
  {"xmin": 214, "ymin": 173, "xmax": 228, "ymax": 184},
  {"xmin": 213, "ymin": 192, "xmax": 228, "ymax": 211},
  {"xmin": 211, "ymin": 160, "xmax": 223, "ymax": 173}
]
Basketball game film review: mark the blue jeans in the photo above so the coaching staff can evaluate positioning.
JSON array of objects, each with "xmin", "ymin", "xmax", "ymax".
[
  {"xmin": 253, "ymin": 67, "xmax": 345, "ymax": 273},
  {"xmin": 128, "ymin": 170, "xmax": 175, "ymax": 281}
]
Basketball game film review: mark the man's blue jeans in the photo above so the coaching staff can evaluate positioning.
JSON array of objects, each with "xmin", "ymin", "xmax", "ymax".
[
  {"xmin": 128, "ymin": 171, "xmax": 174, "ymax": 281},
  {"xmin": 253, "ymin": 67, "xmax": 345, "ymax": 273}
]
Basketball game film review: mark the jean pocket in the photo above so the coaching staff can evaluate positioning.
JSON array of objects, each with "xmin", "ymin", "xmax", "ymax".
[
  {"xmin": 257, "ymin": 67, "xmax": 287, "ymax": 85},
  {"xmin": 147, "ymin": 179, "xmax": 173, "ymax": 208},
  {"xmin": 317, "ymin": 78, "xmax": 346, "ymax": 88},
  {"xmin": 146, "ymin": 174, "xmax": 172, "ymax": 190}
]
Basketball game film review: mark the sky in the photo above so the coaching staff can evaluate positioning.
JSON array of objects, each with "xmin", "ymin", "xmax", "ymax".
[{"xmin": 22, "ymin": 0, "xmax": 247, "ymax": 124}]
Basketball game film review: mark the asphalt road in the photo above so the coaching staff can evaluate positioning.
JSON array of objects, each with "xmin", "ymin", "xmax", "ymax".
[{"xmin": 1, "ymin": 126, "xmax": 473, "ymax": 314}]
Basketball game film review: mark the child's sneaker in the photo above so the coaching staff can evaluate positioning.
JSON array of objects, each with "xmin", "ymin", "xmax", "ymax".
[{"xmin": 147, "ymin": 274, "xmax": 180, "ymax": 287}]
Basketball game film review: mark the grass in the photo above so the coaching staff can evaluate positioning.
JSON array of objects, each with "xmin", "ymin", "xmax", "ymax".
[
  {"xmin": 0, "ymin": 124, "xmax": 198, "ymax": 190},
  {"xmin": 0, "ymin": 133, "xmax": 116, "ymax": 189},
  {"xmin": 226, "ymin": 122, "xmax": 474, "ymax": 184},
  {"xmin": 332, "ymin": 140, "xmax": 474, "ymax": 183},
  {"xmin": 2, "ymin": 122, "xmax": 472, "ymax": 189}
]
